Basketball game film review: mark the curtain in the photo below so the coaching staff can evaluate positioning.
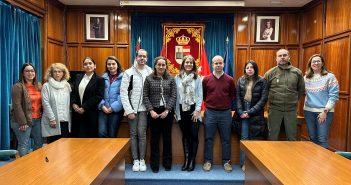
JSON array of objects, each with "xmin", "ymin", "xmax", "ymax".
[
  {"xmin": 0, "ymin": 0, "xmax": 42, "ymax": 151},
  {"xmin": 131, "ymin": 13, "xmax": 234, "ymax": 70}
]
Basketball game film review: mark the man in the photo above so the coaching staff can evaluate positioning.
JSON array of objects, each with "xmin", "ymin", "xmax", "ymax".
[
  {"xmin": 264, "ymin": 49, "xmax": 305, "ymax": 141},
  {"xmin": 202, "ymin": 55, "xmax": 235, "ymax": 172},
  {"xmin": 120, "ymin": 49, "xmax": 153, "ymax": 172}
]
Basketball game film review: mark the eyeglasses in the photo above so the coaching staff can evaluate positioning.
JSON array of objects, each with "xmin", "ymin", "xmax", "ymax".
[
  {"xmin": 311, "ymin": 60, "xmax": 322, "ymax": 64},
  {"xmin": 24, "ymin": 70, "xmax": 35, "ymax": 73}
]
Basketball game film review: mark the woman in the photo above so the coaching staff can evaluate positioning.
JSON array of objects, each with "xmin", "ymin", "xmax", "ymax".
[
  {"xmin": 143, "ymin": 56, "xmax": 177, "ymax": 173},
  {"xmin": 41, "ymin": 63, "xmax": 71, "ymax": 143},
  {"xmin": 71, "ymin": 57, "xmax": 104, "ymax": 138},
  {"xmin": 304, "ymin": 54, "xmax": 339, "ymax": 148},
  {"xmin": 175, "ymin": 55, "xmax": 202, "ymax": 171},
  {"xmin": 236, "ymin": 60, "xmax": 268, "ymax": 168},
  {"xmin": 11, "ymin": 63, "xmax": 43, "ymax": 156},
  {"xmin": 262, "ymin": 20, "xmax": 273, "ymax": 40},
  {"xmin": 98, "ymin": 56, "xmax": 124, "ymax": 138}
]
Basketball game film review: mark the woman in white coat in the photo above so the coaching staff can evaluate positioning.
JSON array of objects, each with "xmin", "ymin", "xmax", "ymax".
[{"xmin": 41, "ymin": 63, "xmax": 71, "ymax": 143}]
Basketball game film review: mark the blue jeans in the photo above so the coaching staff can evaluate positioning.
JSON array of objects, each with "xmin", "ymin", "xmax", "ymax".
[
  {"xmin": 240, "ymin": 101, "xmax": 250, "ymax": 166},
  {"xmin": 11, "ymin": 118, "xmax": 43, "ymax": 157},
  {"xmin": 98, "ymin": 111, "xmax": 122, "ymax": 138},
  {"xmin": 204, "ymin": 108, "xmax": 232, "ymax": 163},
  {"xmin": 304, "ymin": 110, "xmax": 334, "ymax": 148}
]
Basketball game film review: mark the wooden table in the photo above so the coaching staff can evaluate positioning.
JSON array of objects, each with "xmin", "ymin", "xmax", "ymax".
[
  {"xmin": 241, "ymin": 141, "xmax": 351, "ymax": 185},
  {"xmin": 0, "ymin": 138, "xmax": 130, "ymax": 185}
]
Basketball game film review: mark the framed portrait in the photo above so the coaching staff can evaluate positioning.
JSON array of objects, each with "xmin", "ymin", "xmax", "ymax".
[
  {"xmin": 255, "ymin": 16, "xmax": 280, "ymax": 43},
  {"xmin": 85, "ymin": 14, "xmax": 109, "ymax": 41}
]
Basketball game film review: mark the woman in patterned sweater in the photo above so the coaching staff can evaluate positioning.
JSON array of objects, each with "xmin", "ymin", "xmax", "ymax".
[{"xmin": 304, "ymin": 54, "xmax": 339, "ymax": 148}]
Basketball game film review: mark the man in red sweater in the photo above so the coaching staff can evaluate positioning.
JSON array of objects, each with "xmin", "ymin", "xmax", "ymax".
[{"xmin": 202, "ymin": 55, "xmax": 235, "ymax": 172}]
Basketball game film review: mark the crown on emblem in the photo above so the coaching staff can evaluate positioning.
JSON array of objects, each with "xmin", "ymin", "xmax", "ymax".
[{"xmin": 176, "ymin": 35, "xmax": 190, "ymax": 45}]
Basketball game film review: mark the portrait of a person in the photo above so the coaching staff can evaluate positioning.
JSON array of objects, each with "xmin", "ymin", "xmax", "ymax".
[
  {"xmin": 91, "ymin": 17, "xmax": 104, "ymax": 38},
  {"xmin": 261, "ymin": 20, "xmax": 274, "ymax": 41}
]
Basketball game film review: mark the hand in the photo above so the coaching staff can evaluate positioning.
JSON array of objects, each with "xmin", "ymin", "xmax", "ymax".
[
  {"xmin": 159, "ymin": 110, "xmax": 169, "ymax": 119},
  {"xmin": 107, "ymin": 107, "xmax": 113, "ymax": 114},
  {"xmin": 318, "ymin": 112, "xmax": 327, "ymax": 124},
  {"xmin": 49, "ymin": 120, "xmax": 57, "ymax": 128},
  {"xmin": 240, "ymin": 112, "xmax": 249, "ymax": 119},
  {"xmin": 72, "ymin": 104, "xmax": 79, "ymax": 112},
  {"xmin": 77, "ymin": 107, "xmax": 85, "ymax": 114},
  {"xmin": 102, "ymin": 106, "xmax": 110, "ymax": 114},
  {"xmin": 192, "ymin": 111, "xmax": 200, "ymax": 122},
  {"xmin": 150, "ymin": 110, "xmax": 159, "ymax": 119},
  {"xmin": 127, "ymin": 113, "xmax": 136, "ymax": 120},
  {"xmin": 19, "ymin": 125, "xmax": 28, "ymax": 132}
]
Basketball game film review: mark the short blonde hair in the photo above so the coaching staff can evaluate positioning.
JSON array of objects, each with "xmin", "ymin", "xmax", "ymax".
[{"xmin": 45, "ymin": 63, "xmax": 70, "ymax": 81}]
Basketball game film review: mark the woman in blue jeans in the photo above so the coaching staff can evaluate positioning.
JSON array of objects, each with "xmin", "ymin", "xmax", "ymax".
[
  {"xmin": 98, "ymin": 56, "xmax": 124, "ymax": 138},
  {"xmin": 304, "ymin": 54, "xmax": 339, "ymax": 148},
  {"xmin": 11, "ymin": 63, "xmax": 43, "ymax": 157},
  {"xmin": 236, "ymin": 60, "xmax": 268, "ymax": 168}
]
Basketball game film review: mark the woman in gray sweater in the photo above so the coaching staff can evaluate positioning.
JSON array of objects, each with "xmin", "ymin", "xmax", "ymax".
[{"xmin": 143, "ymin": 56, "xmax": 177, "ymax": 173}]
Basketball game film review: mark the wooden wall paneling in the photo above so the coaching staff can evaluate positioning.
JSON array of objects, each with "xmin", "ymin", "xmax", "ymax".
[
  {"xmin": 301, "ymin": 3, "xmax": 323, "ymax": 44},
  {"xmin": 116, "ymin": 46, "xmax": 130, "ymax": 69},
  {"xmin": 287, "ymin": 48, "xmax": 299, "ymax": 68},
  {"xmin": 67, "ymin": 45, "xmax": 79, "ymax": 71},
  {"xmin": 27, "ymin": 0, "xmax": 45, "ymax": 10},
  {"xmin": 81, "ymin": 46, "xmax": 114, "ymax": 75},
  {"xmin": 66, "ymin": 11, "xmax": 80, "ymax": 43},
  {"xmin": 234, "ymin": 48, "xmax": 248, "ymax": 79},
  {"xmin": 285, "ymin": 14, "xmax": 300, "ymax": 45},
  {"xmin": 324, "ymin": 36, "xmax": 350, "ymax": 94},
  {"xmin": 325, "ymin": 0, "xmax": 351, "ymax": 37},
  {"xmin": 234, "ymin": 13, "xmax": 250, "ymax": 46},
  {"xmin": 250, "ymin": 48, "xmax": 278, "ymax": 77},
  {"xmin": 47, "ymin": 41, "xmax": 64, "ymax": 66},
  {"xmin": 47, "ymin": 1, "xmax": 64, "ymax": 42},
  {"xmin": 302, "ymin": 43, "xmax": 322, "ymax": 73},
  {"xmin": 115, "ymin": 11, "xmax": 130, "ymax": 45},
  {"xmin": 6, "ymin": 0, "xmax": 45, "ymax": 17},
  {"xmin": 329, "ymin": 96, "xmax": 349, "ymax": 151},
  {"xmin": 108, "ymin": 12, "xmax": 115, "ymax": 44}
]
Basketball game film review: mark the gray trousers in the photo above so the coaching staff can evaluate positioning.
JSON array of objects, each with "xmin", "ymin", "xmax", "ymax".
[
  {"xmin": 129, "ymin": 111, "xmax": 148, "ymax": 160},
  {"xmin": 267, "ymin": 109, "xmax": 298, "ymax": 141}
]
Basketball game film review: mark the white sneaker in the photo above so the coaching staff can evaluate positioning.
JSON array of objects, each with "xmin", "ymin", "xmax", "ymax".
[
  {"xmin": 132, "ymin": 160, "xmax": 140, "ymax": 172},
  {"xmin": 139, "ymin": 159, "xmax": 147, "ymax": 172}
]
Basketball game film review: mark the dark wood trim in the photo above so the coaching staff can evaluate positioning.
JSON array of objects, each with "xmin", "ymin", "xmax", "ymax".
[
  {"xmin": 301, "ymin": 0, "xmax": 323, "ymax": 11},
  {"xmin": 81, "ymin": 44, "xmax": 115, "ymax": 48},
  {"xmin": 302, "ymin": 41, "xmax": 322, "ymax": 48},
  {"xmin": 324, "ymin": 31, "xmax": 351, "ymax": 42},
  {"xmin": 5, "ymin": 0, "xmax": 45, "ymax": 17},
  {"xmin": 48, "ymin": 37, "xmax": 64, "ymax": 44},
  {"xmin": 48, "ymin": 0, "xmax": 65, "ymax": 9},
  {"xmin": 302, "ymin": 38, "xmax": 323, "ymax": 46}
]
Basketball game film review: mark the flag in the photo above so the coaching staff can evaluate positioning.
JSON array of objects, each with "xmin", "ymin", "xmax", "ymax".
[
  {"xmin": 199, "ymin": 41, "xmax": 211, "ymax": 77},
  {"xmin": 224, "ymin": 37, "xmax": 233, "ymax": 77},
  {"xmin": 135, "ymin": 36, "xmax": 141, "ymax": 53},
  {"xmin": 160, "ymin": 44, "xmax": 166, "ymax": 57}
]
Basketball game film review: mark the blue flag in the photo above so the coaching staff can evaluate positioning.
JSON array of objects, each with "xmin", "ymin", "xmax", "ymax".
[{"xmin": 224, "ymin": 39, "xmax": 233, "ymax": 77}]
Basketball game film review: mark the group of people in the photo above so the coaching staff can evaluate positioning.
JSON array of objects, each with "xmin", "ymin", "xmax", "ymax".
[{"xmin": 10, "ymin": 47, "xmax": 339, "ymax": 174}]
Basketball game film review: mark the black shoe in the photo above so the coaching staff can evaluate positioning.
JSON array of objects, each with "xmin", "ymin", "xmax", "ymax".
[
  {"xmin": 151, "ymin": 166, "xmax": 159, "ymax": 173},
  {"xmin": 187, "ymin": 159, "xmax": 195, "ymax": 171},
  {"xmin": 165, "ymin": 166, "xmax": 172, "ymax": 171},
  {"xmin": 181, "ymin": 157, "xmax": 189, "ymax": 171}
]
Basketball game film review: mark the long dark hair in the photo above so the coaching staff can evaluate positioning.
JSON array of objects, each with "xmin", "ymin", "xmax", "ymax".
[
  {"xmin": 305, "ymin": 54, "xmax": 328, "ymax": 79},
  {"xmin": 244, "ymin": 60, "xmax": 259, "ymax": 80},
  {"xmin": 105, "ymin": 56, "xmax": 123, "ymax": 76},
  {"xmin": 153, "ymin": 56, "xmax": 170, "ymax": 79},
  {"xmin": 179, "ymin": 55, "xmax": 198, "ymax": 79},
  {"xmin": 20, "ymin": 63, "xmax": 40, "ymax": 89},
  {"xmin": 82, "ymin": 57, "xmax": 96, "ymax": 64}
]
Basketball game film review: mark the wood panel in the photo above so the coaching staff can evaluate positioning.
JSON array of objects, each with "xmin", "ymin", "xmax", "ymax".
[
  {"xmin": 234, "ymin": 48, "xmax": 248, "ymax": 79},
  {"xmin": 47, "ymin": 1, "xmax": 64, "ymax": 41},
  {"xmin": 325, "ymin": 0, "xmax": 351, "ymax": 36},
  {"xmin": 115, "ymin": 12, "xmax": 130, "ymax": 45},
  {"xmin": 81, "ymin": 46, "xmax": 114, "ymax": 75},
  {"xmin": 288, "ymin": 48, "xmax": 299, "ymax": 68},
  {"xmin": 47, "ymin": 41, "xmax": 64, "ymax": 65},
  {"xmin": 301, "ymin": 3, "xmax": 323, "ymax": 43},
  {"xmin": 116, "ymin": 46, "xmax": 130, "ymax": 70},
  {"xmin": 234, "ymin": 13, "xmax": 250, "ymax": 46},
  {"xmin": 329, "ymin": 97, "xmax": 349, "ymax": 151},
  {"xmin": 66, "ymin": 11, "xmax": 81, "ymax": 43},
  {"xmin": 27, "ymin": 0, "xmax": 45, "ymax": 9},
  {"xmin": 284, "ymin": 14, "xmax": 299, "ymax": 45},
  {"xmin": 67, "ymin": 46, "xmax": 79, "ymax": 71},
  {"xmin": 250, "ymin": 48, "xmax": 278, "ymax": 77},
  {"xmin": 324, "ymin": 37, "xmax": 350, "ymax": 94}
]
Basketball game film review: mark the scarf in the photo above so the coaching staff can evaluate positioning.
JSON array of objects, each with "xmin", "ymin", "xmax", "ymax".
[
  {"xmin": 48, "ymin": 77, "xmax": 71, "ymax": 91},
  {"xmin": 180, "ymin": 73, "xmax": 195, "ymax": 111}
]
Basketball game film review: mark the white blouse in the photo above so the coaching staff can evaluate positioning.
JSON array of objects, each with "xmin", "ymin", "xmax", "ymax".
[{"xmin": 78, "ymin": 73, "xmax": 93, "ymax": 104}]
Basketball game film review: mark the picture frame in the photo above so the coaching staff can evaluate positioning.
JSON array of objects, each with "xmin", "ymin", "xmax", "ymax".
[
  {"xmin": 255, "ymin": 16, "xmax": 280, "ymax": 43},
  {"xmin": 85, "ymin": 14, "xmax": 109, "ymax": 41}
]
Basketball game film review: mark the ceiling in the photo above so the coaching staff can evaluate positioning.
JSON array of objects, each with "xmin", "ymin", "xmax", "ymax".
[{"xmin": 58, "ymin": 0, "xmax": 313, "ymax": 7}]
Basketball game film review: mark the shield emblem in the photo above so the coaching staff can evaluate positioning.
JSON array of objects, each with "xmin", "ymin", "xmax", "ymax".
[{"xmin": 175, "ymin": 45, "xmax": 191, "ymax": 64}]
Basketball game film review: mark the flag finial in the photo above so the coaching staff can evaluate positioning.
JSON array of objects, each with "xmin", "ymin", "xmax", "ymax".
[
  {"xmin": 226, "ymin": 36, "xmax": 229, "ymax": 44},
  {"xmin": 138, "ymin": 36, "xmax": 141, "ymax": 43}
]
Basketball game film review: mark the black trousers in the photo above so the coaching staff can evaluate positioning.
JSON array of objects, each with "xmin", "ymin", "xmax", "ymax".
[
  {"xmin": 149, "ymin": 107, "xmax": 173, "ymax": 170},
  {"xmin": 178, "ymin": 104, "xmax": 199, "ymax": 161},
  {"xmin": 47, "ymin": 121, "xmax": 70, "ymax": 143}
]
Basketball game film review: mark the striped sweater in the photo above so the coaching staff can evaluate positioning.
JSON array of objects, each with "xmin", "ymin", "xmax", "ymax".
[{"xmin": 304, "ymin": 73, "xmax": 339, "ymax": 112}]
